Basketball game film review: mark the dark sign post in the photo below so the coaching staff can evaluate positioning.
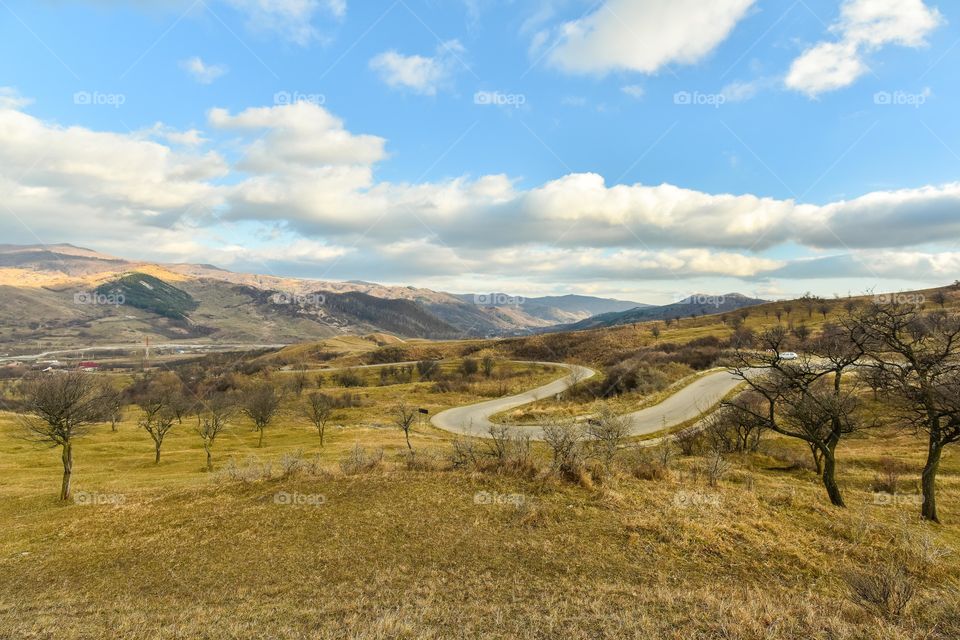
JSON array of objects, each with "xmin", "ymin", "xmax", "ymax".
[{"xmin": 418, "ymin": 408, "xmax": 429, "ymax": 428}]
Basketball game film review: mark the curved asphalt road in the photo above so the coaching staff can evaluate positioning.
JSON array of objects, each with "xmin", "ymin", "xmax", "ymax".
[{"xmin": 431, "ymin": 364, "xmax": 745, "ymax": 441}]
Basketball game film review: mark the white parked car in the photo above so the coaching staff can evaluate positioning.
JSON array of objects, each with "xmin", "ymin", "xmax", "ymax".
[{"xmin": 780, "ymin": 352, "xmax": 799, "ymax": 360}]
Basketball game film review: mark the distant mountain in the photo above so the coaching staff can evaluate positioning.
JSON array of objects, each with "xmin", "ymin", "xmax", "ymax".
[
  {"xmin": 0, "ymin": 244, "xmax": 650, "ymax": 349},
  {"xmin": 453, "ymin": 293, "xmax": 647, "ymax": 326},
  {"xmin": 556, "ymin": 293, "xmax": 767, "ymax": 331}
]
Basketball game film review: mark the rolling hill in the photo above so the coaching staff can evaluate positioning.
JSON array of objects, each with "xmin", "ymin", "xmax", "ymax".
[{"xmin": 0, "ymin": 244, "xmax": 648, "ymax": 351}]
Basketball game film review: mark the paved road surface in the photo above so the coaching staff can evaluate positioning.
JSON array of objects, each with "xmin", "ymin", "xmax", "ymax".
[{"xmin": 431, "ymin": 364, "xmax": 745, "ymax": 441}]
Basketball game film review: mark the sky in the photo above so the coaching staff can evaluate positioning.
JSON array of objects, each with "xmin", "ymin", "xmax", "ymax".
[{"xmin": 1, "ymin": 0, "xmax": 959, "ymax": 304}]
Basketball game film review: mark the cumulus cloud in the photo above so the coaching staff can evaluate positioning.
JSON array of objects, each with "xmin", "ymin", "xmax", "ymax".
[
  {"xmin": 369, "ymin": 40, "xmax": 467, "ymax": 95},
  {"xmin": 223, "ymin": 0, "xmax": 345, "ymax": 45},
  {"xmin": 3, "ymin": 93, "xmax": 960, "ymax": 292},
  {"xmin": 786, "ymin": 0, "xmax": 943, "ymax": 97},
  {"xmin": 546, "ymin": 0, "xmax": 755, "ymax": 75},
  {"xmin": 208, "ymin": 102, "xmax": 387, "ymax": 171},
  {"xmin": 180, "ymin": 56, "xmax": 228, "ymax": 84}
]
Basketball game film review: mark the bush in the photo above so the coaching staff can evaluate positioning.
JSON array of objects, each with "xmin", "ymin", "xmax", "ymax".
[
  {"xmin": 845, "ymin": 559, "xmax": 915, "ymax": 619},
  {"xmin": 339, "ymin": 444, "xmax": 383, "ymax": 475},
  {"xmin": 333, "ymin": 370, "xmax": 365, "ymax": 388},
  {"xmin": 872, "ymin": 456, "xmax": 908, "ymax": 494}
]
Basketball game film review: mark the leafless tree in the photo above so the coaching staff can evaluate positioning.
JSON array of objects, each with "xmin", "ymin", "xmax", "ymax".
[
  {"xmin": 392, "ymin": 400, "xmax": 418, "ymax": 450},
  {"xmin": 931, "ymin": 291, "xmax": 947, "ymax": 309},
  {"xmin": 650, "ymin": 324, "xmax": 661, "ymax": 340},
  {"xmin": 818, "ymin": 302, "xmax": 832, "ymax": 319},
  {"xmin": 852, "ymin": 302, "xmax": 960, "ymax": 522},
  {"xmin": 586, "ymin": 403, "xmax": 630, "ymax": 472},
  {"xmin": 197, "ymin": 393, "xmax": 233, "ymax": 471},
  {"xmin": 303, "ymin": 392, "xmax": 334, "ymax": 447},
  {"xmin": 542, "ymin": 419, "xmax": 584, "ymax": 479},
  {"xmin": 481, "ymin": 355, "xmax": 496, "ymax": 378},
  {"xmin": 729, "ymin": 324, "xmax": 866, "ymax": 507},
  {"xmin": 19, "ymin": 372, "xmax": 109, "ymax": 500},
  {"xmin": 704, "ymin": 393, "xmax": 765, "ymax": 453},
  {"xmin": 102, "ymin": 386, "xmax": 124, "ymax": 432},
  {"xmin": 138, "ymin": 390, "xmax": 177, "ymax": 464},
  {"xmin": 242, "ymin": 382, "xmax": 282, "ymax": 448}
]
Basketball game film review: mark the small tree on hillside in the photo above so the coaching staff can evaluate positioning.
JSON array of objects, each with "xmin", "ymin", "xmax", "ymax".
[
  {"xmin": 586, "ymin": 403, "xmax": 630, "ymax": 473},
  {"xmin": 304, "ymin": 392, "xmax": 334, "ymax": 447},
  {"xmin": 197, "ymin": 393, "xmax": 233, "ymax": 471},
  {"xmin": 138, "ymin": 390, "xmax": 177, "ymax": 464},
  {"xmin": 481, "ymin": 356, "xmax": 496, "ymax": 378},
  {"xmin": 242, "ymin": 382, "xmax": 282, "ymax": 448},
  {"xmin": 852, "ymin": 303, "xmax": 960, "ymax": 522},
  {"xmin": 102, "ymin": 386, "xmax": 124, "ymax": 432},
  {"xmin": 392, "ymin": 400, "xmax": 418, "ymax": 450},
  {"xmin": 19, "ymin": 372, "xmax": 108, "ymax": 500}
]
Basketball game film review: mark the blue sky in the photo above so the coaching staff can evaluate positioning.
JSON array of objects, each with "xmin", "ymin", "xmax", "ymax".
[{"xmin": 1, "ymin": 0, "xmax": 959, "ymax": 303}]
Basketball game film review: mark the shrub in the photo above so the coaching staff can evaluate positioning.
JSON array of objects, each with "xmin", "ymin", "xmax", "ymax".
[
  {"xmin": 871, "ymin": 456, "xmax": 907, "ymax": 494},
  {"xmin": 339, "ymin": 444, "xmax": 383, "ymax": 475},
  {"xmin": 844, "ymin": 559, "xmax": 916, "ymax": 619}
]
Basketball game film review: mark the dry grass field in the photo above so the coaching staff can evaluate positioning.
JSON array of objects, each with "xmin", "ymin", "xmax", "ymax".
[{"xmin": 1, "ymin": 365, "xmax": 959, "ymax": 639}]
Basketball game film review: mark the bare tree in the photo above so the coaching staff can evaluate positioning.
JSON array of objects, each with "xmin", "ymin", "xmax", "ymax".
[
  {"xmin": 242, "ymin": 382, "xmax": 282, "ymax": 448},
  {"xmin": 392, "ymin": 401, "xmax": 418, "ymax": 450},
  {"xmin": 138, "ymin": 390, "xmax": 177, "ymax": 464},
  {"xmin": 102, "ymin": 385, "xmax": 124, "ymax": 432},
  {"xmin": 197, "ymin": 393, "xmax": 233, "ymax": 471},
  {"xmin": 586, "ymin": 403, "xmax": 630, "ymax": 473},
  {"xmin": 852, "ymin": 303, "xmax": 960, "ymax": 522},
  {"xmin": 542, "ymin": 420, "xmax": 584, "ymax": 479},
  {"xmin": 650, "ymin": 324, "xmax": 661, "ymax": 340},
  {"xmin": 818, "ymin": 302, "xmax": 831, "ymax": 319},
  {"xmin": 19, "ymin": 372, "xmax": 108, "ymax": 500},
  {"xmin": 303, "ymin": 392, "xmax": 334, "ymax": 447},
  {"xmin": 931, "ymin": 291, "xmax": 947, "ymax": 309},
  {"xmin": 704, "ymin": 393, "xmax": 765, "ymax": 453},
  {"xmin": 729, "ymin": 324, "xmax": 865, "ymax": 507},
  {"xmin": 481, "ymin": 355, "xmax": 496, "ymax": 378}
]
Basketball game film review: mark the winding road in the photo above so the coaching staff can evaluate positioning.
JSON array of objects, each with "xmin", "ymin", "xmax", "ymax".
[{"xmin": 431, "ymin": 363, "xmax": 745, "ymax": 441}]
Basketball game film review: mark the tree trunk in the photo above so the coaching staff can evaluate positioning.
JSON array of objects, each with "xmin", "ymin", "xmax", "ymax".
[
  {"xmin": 809, "ymin": 443, "xmax": 824, "ymax": 474},
  {"xmin": 205, "ymin": 442, "xmax": 213, "ymax": 472},
  {"xmin": 60, "ymin": 441, "xmax": 73, "ymax": 501},
  {"xmin": 258, "ymin": 428, "xmax": 264, "ymax": 448},
  {"xmin": 319, "ymin": 426, "xmax": 325, "ymax": 448},
  {"xmin": 821, "ymin": 449, "xmax": 845, "ymax": 507},
  {"xmin": 405, "ymin": 430, "xmax": 412, "ymax": 451},
  {"xmin": 155, "ymin": 442, "xmax": 161, "ymax": 464},
  {"xmin": 921, "ymin": 438, "xmax": 942, "ymax": 523}
]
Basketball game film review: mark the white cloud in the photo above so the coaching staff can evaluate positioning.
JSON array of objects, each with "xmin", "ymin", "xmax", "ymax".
[
  {"xmin": 180, "ymin": 56, "xmax": 228, "ymax": 84},
  {"xmin": 223, "ymin": 0, "xmax": 345, "ymax": 45},
  {"xmin": 3, "ymin": 93, "xmax": 960, "ymax": 292},
  {"xmin": 786, "ymin": 0, "xmax": 943, "ymax": 97},
  {"xmin": 546, "ymin": 0, "xmax": 755, "ymax": 75},
  {"xmin": 208, "ymin": 102, "xmax": 387, "ymax": 170},
  {"xmin": 621, "ymin": 85, "xmax": 644, "ymax": 100},
  {"xmin": 369, "ymin": 40, "xmax": 466, "ymax": 95},
  {"xmin": 0, "ymin": 87, "xmax": 31, "ymax": 110}
]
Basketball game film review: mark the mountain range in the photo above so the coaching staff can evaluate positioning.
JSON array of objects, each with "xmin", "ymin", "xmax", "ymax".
[{"xmin": 0, "ymin": 244, "xmax": 768, "ymax": 352}]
